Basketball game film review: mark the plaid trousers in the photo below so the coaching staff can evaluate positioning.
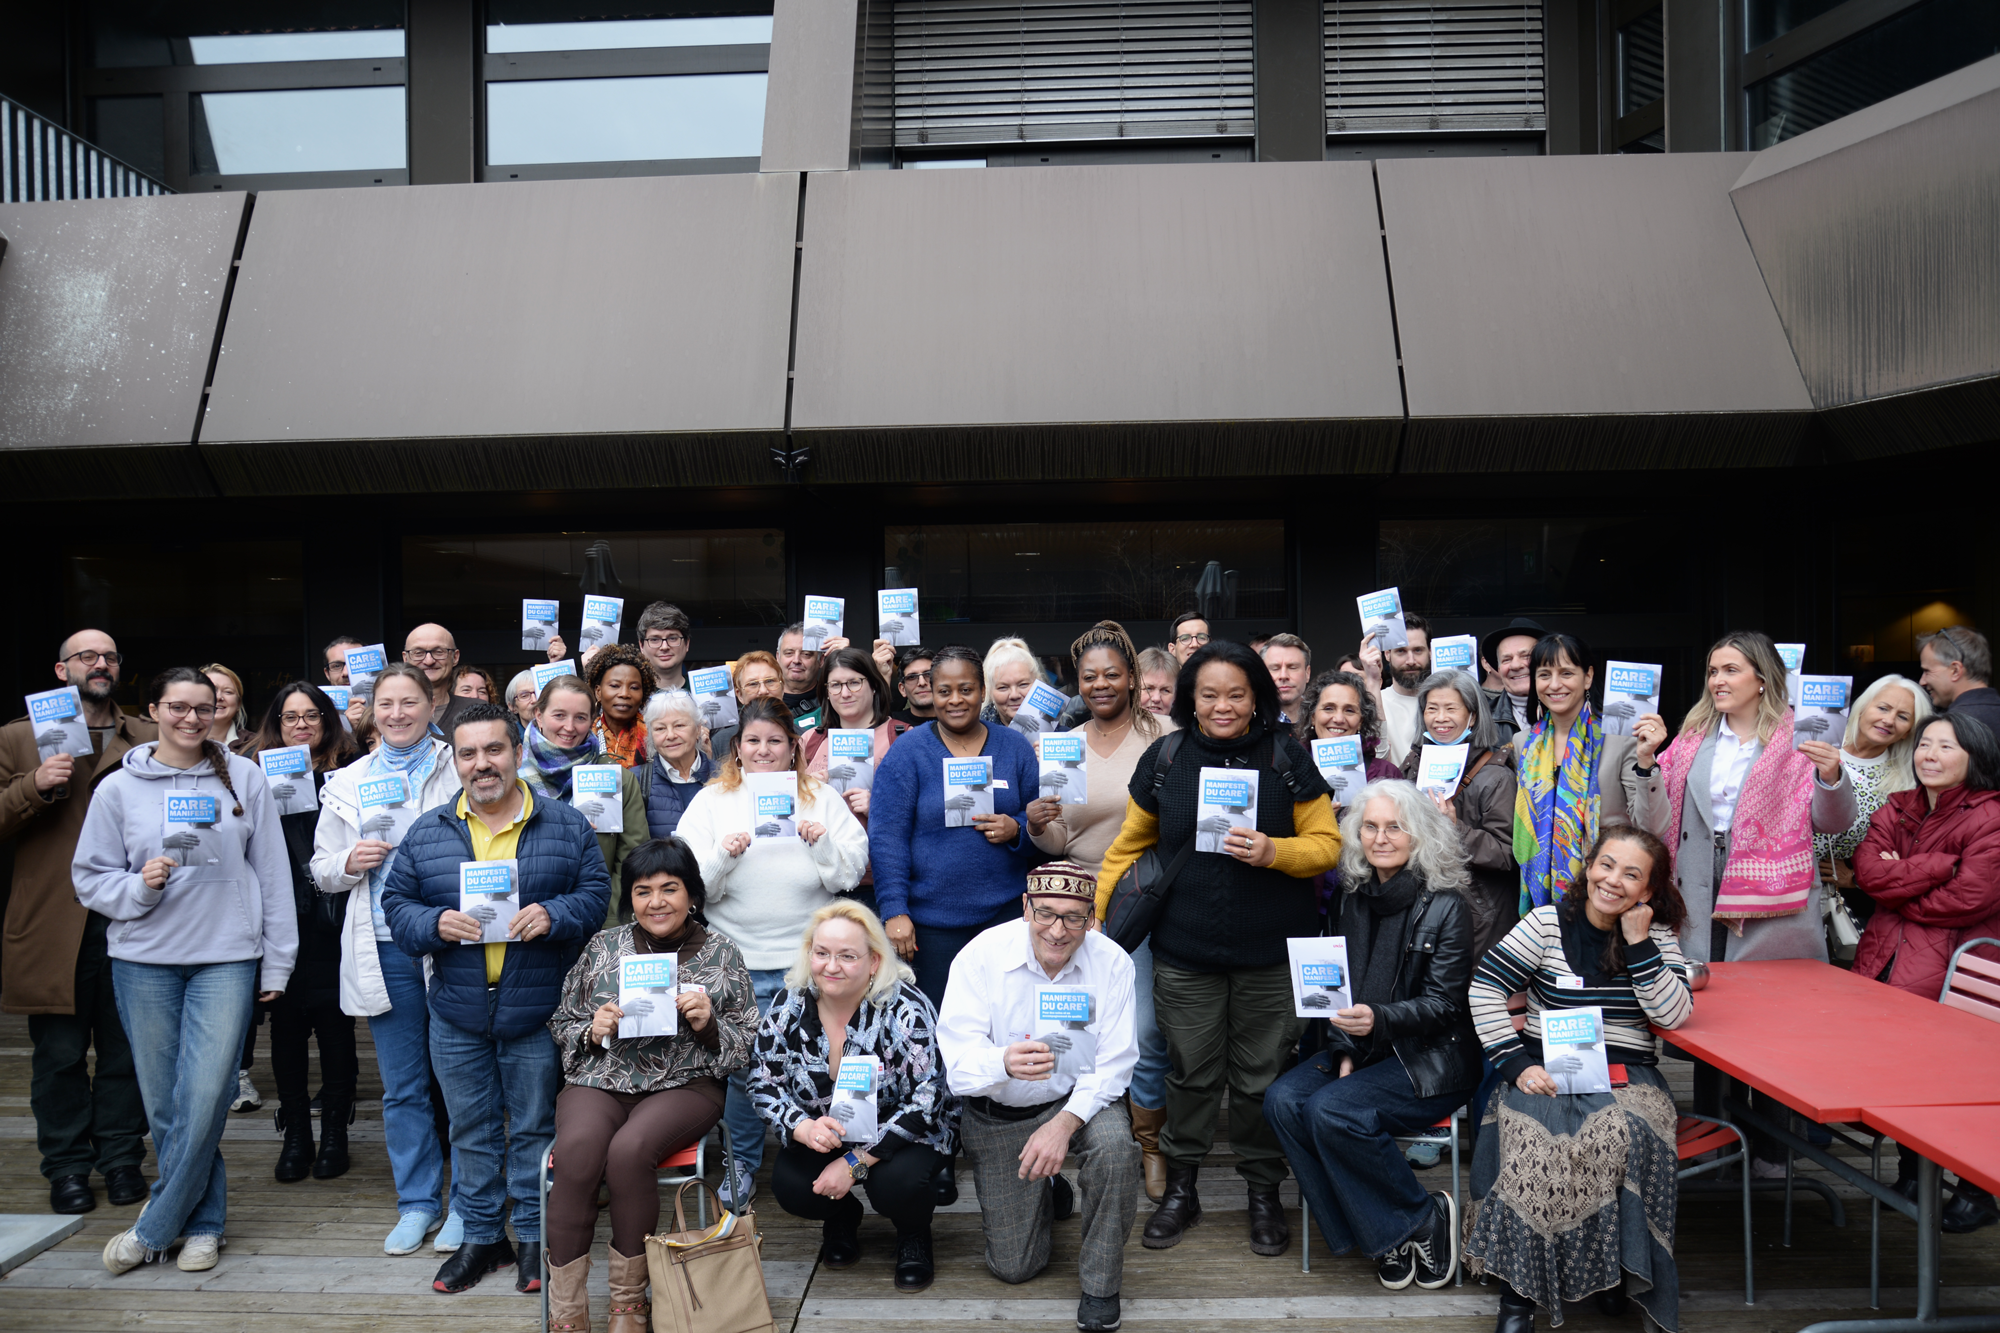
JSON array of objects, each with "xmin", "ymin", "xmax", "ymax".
[{"xmin": 960, "ymin": 1096, "xmax": 1141, "ymax": 1298}]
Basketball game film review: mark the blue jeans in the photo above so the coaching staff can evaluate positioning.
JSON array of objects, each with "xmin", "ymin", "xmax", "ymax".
[
  {"xmin": 113, "ymin": 959, "xmax": 257, "ymax": 1250},
  {"xmin": 1127, "ymin": 940, "xmax": 1171, "ymax": 1111},
  {"xmin": 910, "ymin": 902, "xmax": 1022, "ymax": 1010},
  {"xmin": 429, "ymin": 989, "xmax": 561, "ymax": 1245},
  {"xmin": 1266, "ymin": 1052, "xmax": 1466, "ymax": 1260},
  {"xmin": 368, "ymin": 939, "xmax": 457, "ymax": 1218},
  {"xmin": 723, "ymin": 968, "xmax": 789, "ymax": 1175}
]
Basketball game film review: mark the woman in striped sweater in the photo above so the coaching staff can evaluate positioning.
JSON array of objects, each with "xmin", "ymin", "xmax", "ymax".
[{"xmin": 1462, "ymin": 824, "xmax": 1692, "ymax": 1333}]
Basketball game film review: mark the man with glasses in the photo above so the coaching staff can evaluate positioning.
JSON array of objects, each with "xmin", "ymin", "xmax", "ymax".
[
  {"xmin": 404, "ymin": 624, "xmax": 475, "ymax": 740},
  {"xmin": 323, "ymin": 635, "xmax": 363, "ymax": 687},
  {"xmin": 0, "ymin": 630, "xmax": 154, "ymax": 1216},
  {"xmin": 1919, "ymin": 626, "xmax": 2000, "ymax": 740},
  {"xmin": 889, "ymin": 646, "xmax": 936, "ymax": 727},
  {"xmin": 936, "ymin": 860, "xmax": 1140, "ymax": 1333},
  {"xmin": 1169, "ymin": 613, "xmax": 1211, "ymax": 666},
  {"xmin": 634, "ymin": 602, "xmax": 692, "ymax": 693}
]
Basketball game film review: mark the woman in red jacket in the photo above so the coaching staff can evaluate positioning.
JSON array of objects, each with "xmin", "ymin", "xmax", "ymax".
[{"xmin": 1855, "ymin": 711, "xmax": 2000, "ymax": 1233}]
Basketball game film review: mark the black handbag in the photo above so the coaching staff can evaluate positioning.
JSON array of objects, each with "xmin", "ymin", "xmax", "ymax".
[{"xmin": 1102, "ymin": 733, "xmax": 1190, "ymax": 952}]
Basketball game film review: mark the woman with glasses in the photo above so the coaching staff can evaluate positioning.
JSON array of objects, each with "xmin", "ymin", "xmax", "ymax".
[
  {"xmin": 705, "ymin": 651, "xmax": 785, "ymax": 766},
  {"xmin": 1399, "ymin": 671, "xmax": 1519, "ymax": 958},
  {"xmin": 201, "ymin": 662, "xmax": 251, "ymax": 752},
  {"xmin": 243, "ymin": 682, "xmax": 362, "ymax": 1183},
  {"xmin": 805, "ymin": 646, "xmax": 912, "ymax": 918},
  {"xmin": 75, "ymin": 667, "xmax": 295, "ymax": 1276},
  {"xmin": 505, "ymin": 670, "xmax": 541, "ymax": 729}
]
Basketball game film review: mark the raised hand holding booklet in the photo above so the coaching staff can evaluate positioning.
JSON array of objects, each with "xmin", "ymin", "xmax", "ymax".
[
  {"xmin": 1037, "ymin": 733, "xmax": 1088, "ymax": 804},
  {"xmin": 943, "ymin": 756, "xmax": 994, "ymax": 828},
  {"xmin": 833, "ymin": 1054, "xmax": 882, "ymax": 1141},
  {"xmin": 579, "ymin": 596, "xmax": 624, "ymax": 656},
  {"xmin": 323, "ymin": 685, "xmax": 353, "ymax": 730},
  {"xmin": 1010, "ymin": 680, "xmax": 1066, "ymax": 738},
  {"xmin": 1542, "ymin": 1006, "xmax": 1612, "ymax": 1095},
  {"xmin": 344, "ymin": 644, "xmax": 387, "ymax": 705},
  {"xmin": 617, "ymin": 954, "xmax": 679, "ymax": 1039},
  {"xmin": 571, "ymin": 764, "xmax": 624, "ymax": 833},
  {"xmin": 532, "ymin": 659, "xmax": 577, "ymax": 693},
  {"xmin": 1793, "ymin": 675, "xmax": 1853, "ymax": 750},
  {"xmin": 1309, "ymin": 735, "xmax": 1366, "ymax": 808},
  {"xmin": 355, "ymin": 772, "xmax": 417, "ymax": 845},
  {"xmin": 258, "ymin": 745, "xmax": 318, "ymax": 815},
  {"xmin": 1196, "ymin": 767, "xmax": 1259, "ymax": 854},
  {"xmin": 162, "ymin": 790, "xmax": 221, "ymax": 867},
  {"xmin": 1357, "ymin": 587, "xmax": 1408, "ymax": 650},
  {"xmin": 26, "ymin": 686, "xmax": 89, "ymax": 761},
  {"xmin": 1033, "ymin": 986, "xmax": 1098, "ymax": 1080},
  {"xmin": 825, "ymin": 729, "xmax": 876, "ymax": 793},
  {"xmin": 1431, "ymin": 634, "xmax": 1479, "ymax": 675},
  {"xmin": 802, "ymin": 595, "xmax": 845, "ymax": 652},
  {"xmin": 1601, "ymin": 662, "xmax": 1662, "ymax": 736},
  {"xmin": 458, "ymin": 860, "xmax": 520, "ymax": 945},
  {"xmin": 748, "ymin": 770, "xmax": 799, "ymax": 841},
  {"xmin": 1414, "ymin": 743, "xmax": 1471, "ymax": 798},
  {"xmin": 877, "ymin": 588, "xmax": 920, "ymax": 648},
  {"xmin": 688, "ymin": 665, "xmax": 739, "ymax": 732},
  {"xmin": 1286, "ymin": 936, "xmax": 1352, "ymax": 1018},
  {"xmin": 521, "ymin": 598, "xmax": 560, "ymax": 653}
]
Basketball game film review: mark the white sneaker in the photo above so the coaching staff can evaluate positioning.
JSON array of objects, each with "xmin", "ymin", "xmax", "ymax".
[
  {"xmin": 102, "ymin": 1228, "xmax": 154, "ymax": 1275},
  {"xmin": 231, "ymin": 1071, "xmax": 263, "ymax": 1112},
  {"xmin": 178, "ymin": 1234, "xmax": 223, "ymax": 1271},
  {"xmin": 1752, "ymin": 1156, "xmax": 1789, "ymax": 1180},
  {"xmin": 717, "ymin": 1161, "xmax": 757, "ymax": 1211}
]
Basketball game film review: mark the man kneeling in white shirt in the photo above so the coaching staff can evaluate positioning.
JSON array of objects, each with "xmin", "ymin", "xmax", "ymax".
[{"xmin": 938, "ymin": 860, "xmax": 1141, "ymax": 1333}]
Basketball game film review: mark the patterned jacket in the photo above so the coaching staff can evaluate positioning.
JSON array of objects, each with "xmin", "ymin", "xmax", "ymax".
[
  {"xmin": 748, "ymin": 977, "xmax": 958, "ymax": 1159},
  {"xmin": 550, "ymin": 923, "xmax": 759, "ymax": 1093}
]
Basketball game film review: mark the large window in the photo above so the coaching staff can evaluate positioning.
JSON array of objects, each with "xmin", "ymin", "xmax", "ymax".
[
  {"xmin": 1378, "ymin": 518, "xmax": 1689, "ymax": 620},
  {"xmin": 1324, "ymin": 1, "xmax": 1546, "ymax": 151}
]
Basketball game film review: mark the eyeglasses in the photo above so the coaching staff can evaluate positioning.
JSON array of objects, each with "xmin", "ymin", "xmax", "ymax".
[
  {"xmin": 1174, "ymin": 633, "xmax": 1211, "ymax": 647},
  {"xmin": 64, "ymin": 649, "xmax": 123, "ymax": 667},
  {"xmin": 642, "ymin": 634, "xmax": 688, "ymax": 649},
  {"xmin": 158, "ymin": 702, "xmax": 218, "ymax": 721},
  {"xmin": 1359, "ymin": 822, "xmax": 1409, "ymax": 839},
  {"xmin": 513, "ymin": 689, "xmax": 539, "ymax": 703},
  {"xmin": 901, "ymin": 669, "xmax": 932, "ymax": 685},
  {"xmin": 827, "ymin": 678, "xmax": 868, "ymax": 695},
  {"xmin": 404, "ymin": 647, "xmax": 457, "ymax": 664},
  {"xmin": 810, "ymin": 948, "xmax": 868, "ymax": 967},
  {"xmin": 279, "ymin": 711, "xmax": 323, "ymax": 726},
  {"xmin": 1030, "ymin": 904, "xmax": 1093, "ymax": 931}
]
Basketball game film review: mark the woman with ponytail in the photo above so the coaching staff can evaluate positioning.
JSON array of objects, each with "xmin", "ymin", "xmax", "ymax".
[{"xmin": 73, "ymin": 667, "xmax": 296, "ymax": 1276}]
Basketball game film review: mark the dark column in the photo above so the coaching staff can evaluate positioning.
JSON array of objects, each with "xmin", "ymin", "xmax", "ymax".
[
  {"xmin": 1294, "ymin": 492, "xmax": 1379, "ymax": 668},
  {"xmin": 1254, "ymin": 0, "xmax": 1324, "ymax": 162},
  {"xmin": 1545, "ymin": 0, "xmax": 1596, "ymax": 155},
  {"xmin": 303, "ymin": 528, "xmax": 391, "ymax": 679},
  {"xmin": 407, "ymin": 0, "xmax": 479, "ymax": 186},
  {"xmin": 1665, "ymin": 0, "xmax": 1727, "ymax": 152}
]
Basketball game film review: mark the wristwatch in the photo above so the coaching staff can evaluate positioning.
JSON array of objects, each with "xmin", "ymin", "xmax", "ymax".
[{"xmin": 842, "ymin": 1150, "xmax": 869, "ymax": 1180}]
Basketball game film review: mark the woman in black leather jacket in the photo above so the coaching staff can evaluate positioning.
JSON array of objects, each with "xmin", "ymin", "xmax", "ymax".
[{"xmin": 1266, "ymin": 779, "xmax": 1481, "ymax": 1293}]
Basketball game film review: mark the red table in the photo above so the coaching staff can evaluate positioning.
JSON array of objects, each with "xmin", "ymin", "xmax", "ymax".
[{"xmin": 1862, "ymin": 1105, "xmax": 2000, "ymax": 1198}]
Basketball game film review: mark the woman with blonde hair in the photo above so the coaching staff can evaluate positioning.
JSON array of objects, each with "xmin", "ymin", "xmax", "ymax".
[
  {"xmin": 200, "ymin": 662, "xmax": 251, "ymax": 751},
  {"xmin": 1815, "ymin": 674, "xmax": 1930, "ymax": 917},
  {"xmin": 748, "ymin": 899, "xmax": 956, "ymax": 1292},
  {"xmin": 674, "ymin": 697, "xmax": 868, "ymax": 1208},
  {"xmin": 982, "ymin": 637, "xmax": 1047, "ymax": 729}
]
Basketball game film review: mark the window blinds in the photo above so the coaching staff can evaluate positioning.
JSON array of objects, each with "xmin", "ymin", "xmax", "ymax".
[{"xmin": 1324, "ymin": 1, "xmax": 1545, "ymax": 134}]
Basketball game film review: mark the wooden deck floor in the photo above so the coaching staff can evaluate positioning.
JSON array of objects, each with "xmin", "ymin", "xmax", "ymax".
[{"xmin": 2, "ymin": 1012, "xmax": 1997, "ymax": 1331}]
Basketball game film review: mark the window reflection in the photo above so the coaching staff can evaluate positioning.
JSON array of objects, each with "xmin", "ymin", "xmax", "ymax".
[
  {"xmin": 188, "ymin": 30, "xmax": 405, "ymax": 64},
  {"xmin": 486, "ymin": 16, "xmax": 772, "ymax": 52},
  {"xmin": 486, "ymin": 73, "xmax": 767, "ymax": 164},
  {"xmin": 193, "ymin": 86, "xmax": 407, "ymax": 175}
]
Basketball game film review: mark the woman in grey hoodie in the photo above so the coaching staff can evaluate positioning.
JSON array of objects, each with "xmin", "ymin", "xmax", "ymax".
[{"xmin": 73, "ymin": 667, "xmax": 296, "ymax": 1277}]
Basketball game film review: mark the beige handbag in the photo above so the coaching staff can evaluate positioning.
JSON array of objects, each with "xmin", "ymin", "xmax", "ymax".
[{"xmin": 645, "ymin": 1180, "xmax": 774, "ymax": 1333}]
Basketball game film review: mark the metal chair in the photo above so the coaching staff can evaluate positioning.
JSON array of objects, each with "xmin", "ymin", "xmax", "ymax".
[
  {"xmin": 1677, "ymin": 1113, "xmax": 1755, "ymax": 1304},
  {"xmin": 1939, "ymin": 937, "xmax": 2000, "ymax": 1023},
  {"xmin": 1300, "ymin": 1106, "xmax": 1465, "ymax": 1281}
]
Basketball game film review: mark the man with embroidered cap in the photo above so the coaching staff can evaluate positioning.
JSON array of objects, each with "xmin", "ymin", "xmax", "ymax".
[{"xmin": 937, "ymin": 859, "xmax": 1141, "ymax": 1333}]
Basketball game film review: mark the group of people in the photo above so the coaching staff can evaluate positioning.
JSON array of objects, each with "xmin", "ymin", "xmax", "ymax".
[{"xmin": 4, "ymin": 600, "xmax": 1998, "ymax": 1333}]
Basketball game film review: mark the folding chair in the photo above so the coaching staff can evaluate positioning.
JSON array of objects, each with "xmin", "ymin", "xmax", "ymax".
[
  {"xmin": 1677, "ymin": 1113, "xmax": 1754, "ymax": 1304},
  {"xmin": 1300, "ymin": 1106, "xmax": 1465, "ymax": 1281}
]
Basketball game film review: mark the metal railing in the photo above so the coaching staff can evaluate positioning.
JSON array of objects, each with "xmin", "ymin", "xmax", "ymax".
[{"xmin": 2, "ymin": 94, "xmax": 173, "ymax": 203}]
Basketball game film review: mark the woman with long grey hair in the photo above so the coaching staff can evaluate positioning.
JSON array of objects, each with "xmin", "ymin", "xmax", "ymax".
[
  {"xmin": 1264, "ymin": 780, "xmax": 1482, "ymax": 1293},
  {"xmin": 1398, "ymin": 670, "xmax": 1519, "ymax": 957}
]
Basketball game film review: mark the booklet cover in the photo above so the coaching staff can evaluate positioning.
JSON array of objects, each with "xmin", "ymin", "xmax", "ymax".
[
  {"xmin": 355, "ymin": 771, "xmax": 417, "ymax": 844},
  {"xmin": 1414, "ymin": 742, "xmax": 1472, "ymax": 798},
  {"xmin": 1542, "ymin": 1006, "xmax": 1613, "ymax": 1095},
  {"xmin": 26, "ymin": 686, "xmax": 89, "ymax": 762},
  {"xmin": 943, "ymin": 756, "xmax": 994, "ymax": 828},
  {"xmin": 1309, "ymin": 735, "xmax": 1367, "ymax": 809},
  {"xmin": 1601, "ymin": 662, "xmax": 1662, "ymax": 736},
  {"xmin": 825, "ymin": 729, "xmax": 876, "ymax": 793},
  {"xmin": 521, "ymin": 598, "xmax": 560, "ymax": 653},
  {"xmin": 1196, "ymin": 767, "xmax": 1259, "ymax": 854},
  {"xmin": 571, "ymin": 764, "xmax": 624, "ymax": 833},
  {"xmin": 1033, "ymin": 986, "xmax": 1098, "ymax": 1080},
  {"xmin": 617, "ymin": 954, "xmax": 679, "ymax": 1039},
  {"xmin": 323, "ymin": 684, "xmax": 353, "ymax": 730},
  {"xmin": 1037, "ymin": 733, "xmax": 1088, "ymax": 805},
  {"xmin": 258, "ymin": 744, "xmax": 318, "ymax": 816},
  {"xmin": 1776, "ymin": 643, "xmax": 1807, "ymax": 706},
  {"xmin": 1431, "ymin": 634, "xmax": 1479, "ymax": 676},
  {"xmin": 802, "ymin": 595, "xmax": 845, "ymax": 652},
  {"xmin": 833, "ymin": 1054, "xmax": 882, "ymax": 1142},
  {"xmin": 1357, "ymin": 587, "xmax": 1408, "ymax": 651},
  {"xmin": 344, "ymin": 643, "xmax": 387, "ymax": 705},
  {"xmin": 162, "ymin": 789, "xmax": 221, "ymax": 865},
  {"xmin": 532, "ymin": 659, "xmax": 578, "ymax": 694},
  {"xmin": 458, "ymin": 860, "xmax": 520, "ymax": 945},
  {"xmin": 1794, "ymin": 675, "xmax": 1854, "ymax": 750},
  {"xmin": 688, "ymin": 665, "xmax": 740, "ymax": 733},
  {"xmin": 748, "ymin": 770, "xmax": 799, "ymax": 841},
  {"xmin": 579, "ymin": 595, "xmax": 624, "ymax": 656},
  {"xmin": 877, "ymin": 588, "xmax": 921, "ymax": 648},
  {"xmin": 1287, "ymin": 936, "xmax": 1353, "ymax": 1018},
  {"xmin": 1010, "ymin": 680, "xmax": 1066, "ymax": 738}
]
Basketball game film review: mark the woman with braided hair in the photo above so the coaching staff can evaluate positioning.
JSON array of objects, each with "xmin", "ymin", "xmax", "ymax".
[
  {"xmin": 73, "ymin": 667, "xmax": 296, "ymax": 1276},
  {"xmin": 585, "ymin": 644, "xmax": 657, "ymax": 769}
]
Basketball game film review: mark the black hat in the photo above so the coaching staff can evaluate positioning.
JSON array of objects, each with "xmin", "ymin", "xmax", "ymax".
[{"xmin": 1480, "ymin": 618, "xmax": 1548, "ymax": 669}]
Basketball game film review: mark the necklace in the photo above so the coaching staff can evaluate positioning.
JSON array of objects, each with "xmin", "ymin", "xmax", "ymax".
[
  {"xmin": 939, "ymin": 723, "xmax": 986, "ymax": 758},
  {"xmin": 1088, "ymin": 713, "xmax": 1133, "ymax": 750}
]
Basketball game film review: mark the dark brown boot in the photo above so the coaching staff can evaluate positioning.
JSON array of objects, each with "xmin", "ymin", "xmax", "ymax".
[
  {"xmin": 1247, "ymin": 1187, "xmax": 1290, "ymax": 1256},
  {"xmin": 1141, "ymin": 1163, "xmax": 1202, "ymax": 1249}
]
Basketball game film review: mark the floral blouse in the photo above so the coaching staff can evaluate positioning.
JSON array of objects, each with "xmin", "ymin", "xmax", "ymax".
[
  {"xmin": 549, "ymin": 923, "xmax": 758, "ymax": 1094},
  {"xmin": 1817, "ymin": 752, "xmax": 1896, "ymax": 862},
  {"xmin": 747, "ymin": 978, "xmax": 958, "ymax": 1160}
]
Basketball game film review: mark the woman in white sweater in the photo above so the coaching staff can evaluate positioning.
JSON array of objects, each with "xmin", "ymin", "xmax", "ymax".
[{"xmin": 673, "ymin": 696, "xmax": 868, "ymax": 1205}]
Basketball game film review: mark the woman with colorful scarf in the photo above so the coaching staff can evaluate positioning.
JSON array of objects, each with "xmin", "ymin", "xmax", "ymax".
[
  {"xmin": 586, "ymin": 645, "xmax": 656, "ymax": 769},
  {"xmin": 521, "ymin": 676, "xmax": 650, "ymax": 918},
  {"xmin": 1511, "ymin": 634, "xmax": 1652, "ymax": 918}
]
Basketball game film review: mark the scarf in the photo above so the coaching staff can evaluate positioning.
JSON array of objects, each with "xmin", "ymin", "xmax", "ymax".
[
  {"xmin": 524, "ymin": 722, "xmax": 602, "ymax": 800},
  {"xmin": 1512, "ymin": 703, "xmax": 1605, "ymax": 915},
  {"xmin": 1348, "ymin": 867, "xmax": 1424, "ymax": 1057},
  {"xmin": 1660, "ymin": 710, "xmax": 1819, "ymax": 925},
  {"xmin": 366, "ymin": 737, "xmax": 440, "ymax": 890},
  {"xmin": 594, "ymin": 714, "xmax": 647, "ymax": 769}
]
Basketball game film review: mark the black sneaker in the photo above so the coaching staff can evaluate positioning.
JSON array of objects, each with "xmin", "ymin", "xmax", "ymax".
[
  {"xmin": 1407, "ymin": 1191, "xmax": 1458, "ymax": 1289},
  {"xmin": 1077, "ymin": 1291, "xmax": 1122, "ymax": 1330},
  {"xmin": 1377, "ymin": 1244, "xmax": 1416, "ymax": 1290}
]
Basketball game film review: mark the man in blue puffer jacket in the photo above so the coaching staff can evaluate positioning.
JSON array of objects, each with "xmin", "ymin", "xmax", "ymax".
[{"xmin": 381, "ymin": 703, "xmax": 609, "ymax": 1297}]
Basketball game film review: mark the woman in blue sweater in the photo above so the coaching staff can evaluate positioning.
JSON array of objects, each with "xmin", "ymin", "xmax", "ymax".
[{"xmin": 868, "ymin": 644, "xmax": 1047, "ymax": 1007}]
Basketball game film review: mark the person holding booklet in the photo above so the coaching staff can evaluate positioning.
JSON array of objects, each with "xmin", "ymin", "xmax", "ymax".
[
  {"xmin": 749, "ymin": 901, "xmax": 957, "ymax": 1294},
  {"xmin": 1463, "ymin": 824, "xmax": 1692, "ymax": 1333},
  {"xmin": 705, "ymin": 650, "xmax": 785, "ymax": 766},
  {"xmin": 519, "ymin": 675, "xmax": 649, "ymax": 909},
  {"xmin": 73, "ymin": 667, "xmax": 296, "ymax": 1277},
  {"xmin": 982, "ymin": 637, "xmax": 1047, "ymax": 729},
  {"xmin": 1097, "ymin": 640, "xmax": 1340, "ymax": 1258},
  {"xmin": 805, "ymin": 646, "xmax": 913, "ymax": 916},
  {"xmin": 936, "ymin": 860, "xmax": 1142, "ymax": 1333},
  {"xmin": 543, "ymin": 838, "xmax": 760, "ymax": 1333},
  {"xmin": 1296, "ymin": 669, "xmax": 1405, "ymax": 792},
  {"xmin": 1359, "ymin": 611, "xmax": 1432, "ymax": 768},
  {"xmin": 674, "ymin": 697, "xmax": 869, "ymax": 1209},
  {"xmin": 244, "ymin": 682, "xmax": 362, "ymax": 1184},
  {"xmin": 1813, "ymin": 674, "xmax": 1930, "ymax": 910},
  {"xmin": 777, "ymin": 622, "xmax": 830, "ymax": 732},
  {"xmin": 1397, "ymin": 670, "xmax": 1518, "ymax": 958}
]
